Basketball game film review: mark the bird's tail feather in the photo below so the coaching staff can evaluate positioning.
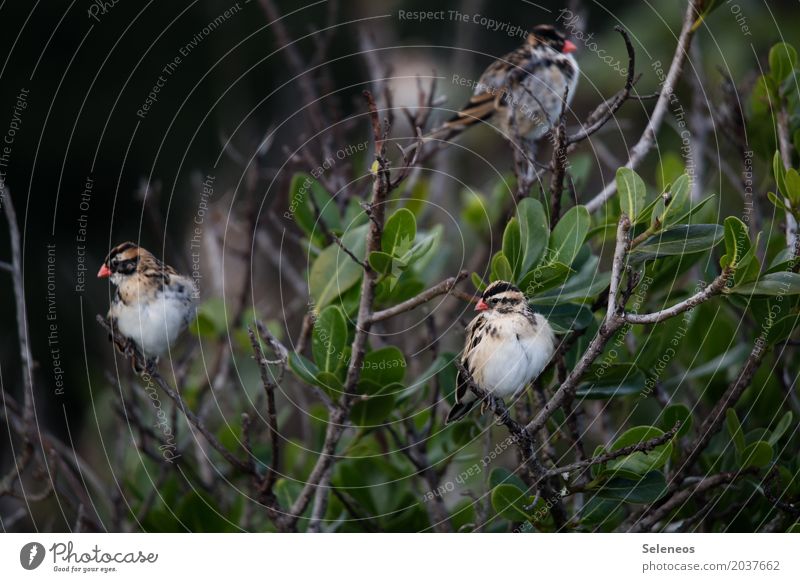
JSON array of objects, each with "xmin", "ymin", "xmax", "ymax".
[{"xmin": 445, "ymin": 399, "xmax": 478, "ymax": 424}]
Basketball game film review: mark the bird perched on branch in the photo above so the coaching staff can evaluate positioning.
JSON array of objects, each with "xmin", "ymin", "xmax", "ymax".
[
  {"xmin": 446, "ymin": 281, "xmax": 555, "ymax": 424},
  {"xmin": 98, "ymin": 242, "xmax": 196, "ymax": 369},
  {"xmin": 421, "ymin": 25, "xmax": 578, "ymax": 151}
]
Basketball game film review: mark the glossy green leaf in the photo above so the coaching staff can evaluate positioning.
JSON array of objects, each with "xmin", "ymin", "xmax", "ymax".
[
  {"xmin": 629, "ymin": 224, "xmax": 724, "ymax": 263},
  {"xmin": 502, "ymin": 218, "xmax": 523, "ymax": 277},
  {"xmin": 660, "ymin": 404, "xmax": 693, "ymax": 439},
  {"xmin": 549, "ymin": 205, "xmax": 590, "ymax": 266},
  {"xmin": 721, "ymin": 216, "xmax": 751, "ymax": 269},
  {"xmin": 738, "ymin": 440, "xmax": 773, "ymax": 469},
  {"xmin": 360, "ymin": 346, "xmax": 406, "ymax": 386},
  {"xmin": 785, "ymin": 168, "xmax": 800, "ymax": 206},
  {"xmin": 766, "ymin": 314, "xmax": 800, "ymax": 345},
  {"xmin": 728, "ymin": 272, "xmax": 800, "ymax": 296},
  {"xmin": 768, "ymin": 411, "xmax": 794, "ymax": 446},
  {"xmin": 368, "ymin": 251, "xmax": 393, "ymax": 275},
  {"xmin": 491, "ymin": 484, "xmax": 530, "ymax": 522},
  {"xmin": 309, "ymin": 224, "xmax": 368, "ymax": 311},
  {"xmin": 726, "ymin": 408, "xmax": 746, "ymax": 453},
  {"xmin": 596, "ymin": 471, "xmax": 668, "ymax": 504},
  {"xmin": 769, "ymin": 42, "xmax": 798, "ymax": 83},
  {"xmin": 617, "ymin": 167, "xmax": 647, "ymax": 222},
  {"xmin": 516, "ymin": 198, "xmax": 549, "ymax": 272},
  {"xmin": 607, "ymin": 426, "xmax": 673, "ymax": 475},
  {"xmin": 351, "ymin": 383, "xmax": 399, "ymax": 427},
  {"xmin": 382, "ymin": 208, "xmax": 416, "ymax": 256},
  {"xmin": 312, "ymin": 306, "xmax": 348, "ymax": 373},
  {"xmin": 518, "ymin": 262, "xmax": 573, "ymax": 296},
  {"xmin": 576, "ymin": 363, "xmax": 646, "ymax": 399},
  {"xmin": 288, "ymin": 352, "xmax": 320, "ymax": 386},
  {"xmin": 491, "ymin": 252, "xmax": 514, "ymax": 282}
]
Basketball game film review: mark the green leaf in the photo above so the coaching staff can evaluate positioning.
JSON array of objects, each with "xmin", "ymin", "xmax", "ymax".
[
  {"xmin": 491, "ymin": 252, "xmax": 514, "ymax": 282},
  {"xmin": 662, "ymin": 174, "xmax": 691, "ymax": 226},
  {"xmin": 502, "ymin": 218, "xmax": 523, "ymax": 277},
  {"xmin": 766, "ymin": 314, "xmax": 800, "ymax": 345},
  {"xmin": 769, "ymin": 42, "xmax": 798, "ymax": 83},
  {"xmin": 534, "ymin": 255, "xmax": 611, "ymax": 305},
  {"xmin": 491, "ymin": 484, "xmax": 530, "ymax": 522},
  {"xmin": 368, "ymin": 251, "xmax": 393, "ymax": 275},
  {"xmin": 728, "ymin": 272, "xmax": 800, "ymax": 296},
  {"xmin": 288, "ymin": 352, "xmax": 319, "ymax": 386},
  {"xmin": 596, "ymin": 471, "xmax": 668, "ymax": 504},
  {"xmin": 360, "ymin": 346, "xmax": 406, "ymax": 387},
  {"xmin": 721, "ymin": 216, "xmax": 751, "ymax": 269},
  {"xmin": 548, "ymin": 205, "xmax": 591, "ymax": 267},
  {"xmin": 660, "ymin": 404, "xmax": 693, "ymax": 439},
  {"xmin": 774, "ymin": 151, "xmax": 788, "ymax": 200},
  {"xmin": 518, "ymin": 262, "xmax": 573, "ymax": 296},
  {"xmin": 607, "ymin": 426, "xmax": 673, "ymax": 475},
  {"xmin": 670, "ymin": 192, "xmax": 716, "ymax": 225},
  {"xmin": 350, "ymin": 382, "xmax": 399, "ymax": 426},
  {"xmin": 768, "ymin": 411, "xmax": 794, "ymax": 446},
  {"xmin": 767, "ymin": 191, "xmax": 788, "ymax": 211},
  {"xmin": 531, "ymin": 303, "xmax": 595, "ymax": 332},
  {"xmin": 471, "ymin": 272, "xmax": 487, "ymax": 291},
  {"xmin": 580, "ymin": 496, "xmax": 626, "ymax": 529},
  {"xmin": 489, "ymin": 468, "xmax": 528, "ymax": 492},
  {"xmin": 516, "ymin": 198, "xmax": 549, "ymax": 272},
  {"xmin": 309, "ymin": 224, "xmax": 368, "ymax": 311},
  {"xmin": 617, "ymin": 168, "xmax": 647, "ymax": 223},
  {"xmin": 785, "ymin": 168, "xmax": 800, "ymax": 206},
  {"xmin": 382, "ymin": 208, "xmax": 416, "ymax": 255},
  {"xmin": 316, "ymin": 370, "xmax": 344, "ymax": 398},
  {"xmin": 312, "ymin": 306, "xmax": 348, "ymax": 373},
  {"xmin": 738, "ymin": 440, "xmax": 773, "ymax": 469},
  {"xmin": 726, "ymin": 409, "xmax": 746, "ymax": 453},
  {"xmin": 576, "ymin": 363, "xmax": 646, "ymax": 399},
  {"xmin": 629, "ymin": 224, "xmax": 724, "ymax": 263},
  {"xmin": 288, "ymin": 173, "xmax": 340, "ymax": 240}
]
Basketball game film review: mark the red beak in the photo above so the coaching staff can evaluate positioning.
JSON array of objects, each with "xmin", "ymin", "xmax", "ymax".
[
  {"xmin": 97, "ymin": 264, "xmax": 111, "ymax": 278},
  {"xmin": 563, "ymin": 39, "xmax": 577, "ymax": 54},
  {"xmin": 475, "ymin": 299, "xmax": 489, "ymax": 312}
]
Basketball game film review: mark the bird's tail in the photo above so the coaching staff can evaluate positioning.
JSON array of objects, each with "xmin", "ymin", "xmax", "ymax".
[
  {"xmin": 406, "ymin": 93, "xmax": 497, "ymax": 154},
  {"xmin": 445, "ymin": 398, "xmax": 478, "ymax": 424}
]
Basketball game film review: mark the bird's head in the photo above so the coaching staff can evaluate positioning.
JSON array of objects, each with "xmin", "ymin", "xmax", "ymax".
[
  {"xmin": 98, "ymin": 242, "xmax": 146, "ymax": 284},
  {"xmin": 475, "ymin": 280, "xmax": 528, "ymax": 313},
  {"xmin": 528, "ymin": 25, "xmax": 577, "ymax": 54}
]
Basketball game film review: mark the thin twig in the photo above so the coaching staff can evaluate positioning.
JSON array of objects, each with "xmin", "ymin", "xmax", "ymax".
[
  {"xmin": 368, "ymin": 271, "xmax": 468, "ymax": 323},
  {"xmin": 585, "ymin": 0, "xmax": 702, "ymax": 213}
]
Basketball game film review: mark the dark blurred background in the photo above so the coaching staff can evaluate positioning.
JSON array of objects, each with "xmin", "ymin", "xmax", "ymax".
[{"xmin": 1, "ymin": 0, "xmax": 798, "ymax": 519}]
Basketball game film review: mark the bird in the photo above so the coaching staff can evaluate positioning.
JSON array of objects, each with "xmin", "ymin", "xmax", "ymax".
[
  {"xmin": 421, "ymin": 25, "xmax": 578, "ymax": 150},
  {"xmin": 446, "ymin": 280, "xmax": 555, "ymax": 424},
  {"xmin": 98, "ymin": 242, "xmax": 197, "ymax": 369}
]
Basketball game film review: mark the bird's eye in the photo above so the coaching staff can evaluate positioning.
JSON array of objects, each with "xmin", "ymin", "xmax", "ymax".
[{"xmin": 110, "ymin": 258, "xmax": 118, "ymax": 268}]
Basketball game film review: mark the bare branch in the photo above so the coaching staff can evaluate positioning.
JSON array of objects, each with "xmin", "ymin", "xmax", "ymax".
[
  {"xmin": 585, "ymin": 0, "xmax": 703, "ymax": 213},
  {"xmin": 566, "ymin": 26, "xmax": 636, "ymax": 146},
  {"xmin": 623, "ymin": 270, "xmax": 730, "ymax": 324},
  {"xmin": 368, "ymin": 271, "xmax": 468, "ymax": 323},
  {"xmin": 544, "ymin": 423, "xmax": 681, "ymax": 480},
  {"xmin": 1, "ymin": 188, "xmax": 35, "ymax": 433}
]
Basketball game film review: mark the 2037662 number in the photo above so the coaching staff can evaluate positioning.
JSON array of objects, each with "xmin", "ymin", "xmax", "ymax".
[{"xmin": 729, "ymin": 560, "xmax": 780, "ymax": 571}]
